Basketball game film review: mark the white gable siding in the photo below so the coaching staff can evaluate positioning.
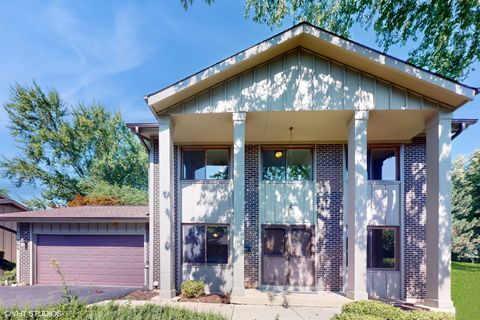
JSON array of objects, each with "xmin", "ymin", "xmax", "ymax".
[{"xmin": 167, "ymin": 48, "xmax": 440, "ymax": 115}]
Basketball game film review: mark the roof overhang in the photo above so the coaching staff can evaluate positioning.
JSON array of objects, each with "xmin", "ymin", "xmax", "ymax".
[
  {"xmin": 145, "ymin": 22, "xmax": 478, "ymax": 114},
  {"xmin": 0, "ymin": 217, "xmax": 148, "ymax": 223},
  {"xmin": 0, "ymin": 198, "xmax": 29, "ymax": 211}
]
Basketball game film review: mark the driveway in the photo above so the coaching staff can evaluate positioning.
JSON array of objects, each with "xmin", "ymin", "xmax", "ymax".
[{"xmin": 0, "ymin": 285, "xmax": 140, "ymax": 308}]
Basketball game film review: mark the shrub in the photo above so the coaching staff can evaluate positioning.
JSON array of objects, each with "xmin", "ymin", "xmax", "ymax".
[
  {"xmin": 181, "ymin": 280, "xmax": 205, "ymax": 298},
  {"xmin": 0, "ymin": 268, "xmax": 16, "ymax": 284},
  {"xmin": 334, "ymin": 301, "xmax": 455, "ymax": 320}
]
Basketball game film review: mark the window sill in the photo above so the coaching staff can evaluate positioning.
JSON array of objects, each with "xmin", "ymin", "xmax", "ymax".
[
  {"xmin": 367, "ymin": 268, "xmax": 399, "ymax": 272},
  {"xmin": 182, "ymin": 263, "xmax": 231, "ymax": 269},
  {"xmin": 180, "ymin": 180, "xmax": 232, "ymax": 184}
]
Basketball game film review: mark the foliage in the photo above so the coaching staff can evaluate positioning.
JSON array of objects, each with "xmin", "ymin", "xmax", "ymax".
[
  {"xmin": 1, "ymin": 82, "xmax": 148, "ymax": 207},
  {"xmin": 332, "ymin": 301, "xmax": 454, "ymax": 320},
  {"xmin": 0, "ymin": 268, "xmax": 16, "ymax": 284},
  {"xmin": 183, "ymin": 0, "xmax": 480, "ymax": 80},
  {"xmin": 452, "ymin": 261, "xmax": 480, "ymax": 320},
  {"xmin": 0, "ymin": 301, "xmax": 225, "ymax": 320},
  {"xmin": 78, "ymin": 179, "xmax": 147, "ymax": 205},
  {"xmin": 452, "ymin": 151, "xmax": 480, "ymax": 262},
  {"xmin": 49, "ymin": 259, "xmax": 76, "ymax": 303},
  {"xmin": 67, "ymin": 194, "xmax": 120, "ymax": 207},
  {"xmin": 181, "ymin": 280, "xmax": 205, "ymax": 298},
  {"xmin": 0, "ymin": 188, "xmax": 8, "ymax": 198}
]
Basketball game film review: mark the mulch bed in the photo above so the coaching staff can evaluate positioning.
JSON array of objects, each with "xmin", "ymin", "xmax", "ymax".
[
  {"xmin": 121, "ymin": 290, "xmax": 159, "ymax": 300},
  {"xmin": 178, "ymin": 294, "xmax": 230, "ymax": 304}
]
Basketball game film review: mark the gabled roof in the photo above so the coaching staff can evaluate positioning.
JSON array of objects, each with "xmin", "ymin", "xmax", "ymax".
[
  {"xmin": 145, "ymin": 22, "xmax": 478, "ymax": 114},
  {"xmin": 0, "ymin": 195, "xmax": 29, "ymax": 211},
  {"xmin": 0, "ymin": 205, "xmax": 148, "ymax": 222}
]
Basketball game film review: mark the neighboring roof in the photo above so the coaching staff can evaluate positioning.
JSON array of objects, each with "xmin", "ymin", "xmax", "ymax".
[
  {"xmin": 0, "ymin": 195, "xmax": 30, "ymax": 211},
  {"xmin": 145, "ymin": 21, "xmax": 478, "ymax": 114},
  {"xmin": 0, "ymin": 205, "xmax": 149, "ymax": 222}
]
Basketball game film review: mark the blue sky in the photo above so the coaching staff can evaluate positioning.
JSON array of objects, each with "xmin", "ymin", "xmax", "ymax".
[{"xmin": 0, "ymin": 0, "xmax": 479, "ymax": 201}]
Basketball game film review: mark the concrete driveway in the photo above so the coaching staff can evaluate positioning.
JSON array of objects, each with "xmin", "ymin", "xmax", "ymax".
[{"xmin": 0, "ymin": 285, "xmax": 139, "ymax": 308}]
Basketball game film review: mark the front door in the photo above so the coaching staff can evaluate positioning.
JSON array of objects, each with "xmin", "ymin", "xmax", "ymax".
[{"xmin": 262, "ymin": 225, "xmax": 315, "ymax": 287}]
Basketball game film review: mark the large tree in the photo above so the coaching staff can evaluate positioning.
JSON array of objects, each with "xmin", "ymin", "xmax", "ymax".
[
  {"xmin": 181, "ymin": 0, "xmax": 480, "ymax": 80},
  {"xmin": 1, "ymin": 82, "xmax": 148, "ymax": 208},
  {"xmin": 452, "ymin": 151, "xmax": 480, "ymax": 262}
]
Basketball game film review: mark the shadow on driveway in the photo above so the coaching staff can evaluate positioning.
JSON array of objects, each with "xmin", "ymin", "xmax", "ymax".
[{"xmin": 0, "ymin": 285, "xmax": 140, "ymax": 308}]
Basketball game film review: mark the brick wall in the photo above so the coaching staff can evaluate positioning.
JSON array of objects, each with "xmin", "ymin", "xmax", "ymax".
[
  {"xmin": 17, "ymin": 222, "xmax": 31, "ymax": 284},
  {"xmin": 152, "ymin": 138, "xmax": 160, "ymax": 285},
  {"xmin": 174, "ymin": 145, "xmax": 181, "ymax": 293},
  {"xmin": 244, "ymin": 144, "xmax": 260, "ymax": 288},
  {"xmin": 315, "ymin": 144, "xmax": 344, "ymax": 291},
  {"xmin": 403, "ymin": 137, "xmax": 427, "ymax": 300}
]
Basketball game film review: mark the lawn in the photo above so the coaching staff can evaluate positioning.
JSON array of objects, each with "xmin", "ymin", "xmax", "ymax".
[{"xmin": 452, "ymin": 261, "xmax": 480, "ymax": 320}]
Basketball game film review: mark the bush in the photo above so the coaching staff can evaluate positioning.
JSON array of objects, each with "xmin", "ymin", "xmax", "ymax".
[
  {"xmin": 0, "ymin": 268, "xmax": 16, "ymax": 284},
  {"xmin": 181, "ymin": 280, "xmax": 205, "ymax": 298},
  {"xmin": 333, "ymin": 301, "xmax": 455, "ymax": 320},
  {"xmin": 0, "ymin": 301, "xmax": 225, "ymax": 320}
]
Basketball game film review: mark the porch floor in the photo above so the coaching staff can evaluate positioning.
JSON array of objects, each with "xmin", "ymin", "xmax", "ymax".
[{"xmin": 230, "ymin": 289, "xmax": 350, "ymax": 307}]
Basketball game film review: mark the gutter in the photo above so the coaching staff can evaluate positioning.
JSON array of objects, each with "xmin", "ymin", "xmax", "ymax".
[{"xmin": 0, "ymin": 224, "xmax": 16, "ymax": 234}]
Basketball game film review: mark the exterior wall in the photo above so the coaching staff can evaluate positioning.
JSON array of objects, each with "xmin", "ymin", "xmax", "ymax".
[
  {"xmin": 0, "ymin": 204, "xmax": 25, "ymax": 265},
  {"xmin": 244, "ymin": 144, "xmax": 259, "ymax": 288},
  {"xmin": 403, "ymin": 137, "xmax": 427, "ymax": 300},
  {"xmin": 169, "ymin": 49, "xmax": 441, "ymax": 115},
  {"xmin": 316, "ymin": 144, "xmax": 343, "ymax": 291},
  {"xmin": 17, "ymin": 222, "xmax": 31, "ymax": 284},
  {"xmin": 152, "ymin": 138, "xmax": 161, "ymax": 286}
]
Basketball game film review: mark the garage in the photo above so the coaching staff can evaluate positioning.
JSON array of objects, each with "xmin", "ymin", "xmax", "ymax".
[
  {"xmin": 0, "ymin": 205, "xmax": 149, "ymax": 287},
  {"xmin": 36, "ymin": 235, "xmax": 145, "ymax": 286}
]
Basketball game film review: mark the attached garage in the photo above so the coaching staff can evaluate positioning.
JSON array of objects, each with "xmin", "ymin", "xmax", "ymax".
[
  {"xmin": 36, "ymin": 234, "xmax": 145, "ymax": 286},
  {"xmin": 0, "ymin": 206, "xmax": 149, "ymax": 287}
]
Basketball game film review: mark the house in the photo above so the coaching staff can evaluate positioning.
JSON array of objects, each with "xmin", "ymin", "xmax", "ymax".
[
  {"xmin": 2, "ymin": 22, "xmax": 478, "ymax": 312},
  {"xmin": 0, "ymin": 194, "xmax": 28, "ymax": 275}
]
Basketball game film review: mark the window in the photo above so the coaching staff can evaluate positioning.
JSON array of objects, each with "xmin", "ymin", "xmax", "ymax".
[
  {"xmin": 367, "ymin": 227, "xmax": 399, "ymax": 270},
  {"xmin": 182, "ymin": 149, "xmax": 229, "ymax": 180},
  {"xmin": 183, "ymin": 224, "xmax": 229, "ymax": 264},
  {"xmin": 262, "ymin": 148, "xmax": 312, "ymax": 181},
  {"xmin": 345, "ymin": 146, "xmax": 399, "ymax": 181}
]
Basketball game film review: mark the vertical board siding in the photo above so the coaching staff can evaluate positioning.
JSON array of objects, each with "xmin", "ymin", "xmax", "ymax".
[
  {"xmin": 260, "ymin": 181, "xmax": 315, "ymax": 224},
  {"xmin": 0, "ymin": 204, "xmax": 26, "ymax": 264},
  {"xmin": 367, "ymin": 182, "xmax": 401, "ymax": 226},
  {"xmin": 169, "ymin": 48, "xmax": 439, "ymax": 114}
]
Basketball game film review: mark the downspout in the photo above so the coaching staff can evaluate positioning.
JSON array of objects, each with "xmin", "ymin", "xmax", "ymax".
[
  {"xmin": 133, "ymin": 126, "xmax": 151, "ymax": 152},
  {"xmin": 451, "ymin": 122, "xmax": 467, "ymax": 140}
]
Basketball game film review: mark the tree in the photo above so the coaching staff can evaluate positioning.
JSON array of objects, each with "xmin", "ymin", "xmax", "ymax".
[
  {"xmin": 182, "ymin": 0, "xmax": 480, "ymax": 80},
  {"xmin": 452, "ymin": 152, "xmax": 480, "ymax": 262},
  {"xmin": 1, "ymin": 82, "xmax": 148, "ymax": 207},
  {"xmin": 0, "ymin": 188, "xmax": 8, "ymax": 198}
]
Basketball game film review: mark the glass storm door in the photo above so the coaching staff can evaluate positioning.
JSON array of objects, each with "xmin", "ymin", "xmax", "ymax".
[{"xmin": 262, "ymin": 226, "xmax": 315, "ymax": 287}]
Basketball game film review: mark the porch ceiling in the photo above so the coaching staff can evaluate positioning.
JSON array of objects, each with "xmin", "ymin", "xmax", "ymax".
[{"xmin": 171, "ymin": 110, "xmax": 435, "ymax": 144}]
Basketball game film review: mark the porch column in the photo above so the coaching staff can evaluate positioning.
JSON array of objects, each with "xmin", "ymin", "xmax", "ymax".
[
  {"xmin": 232, "ymin": 111, "xmax": 246, "ymax": 296},
  {"xmin": 346, "ymin": 110, "xmax": 369, "ymax": 300},
  {"xmin": 425, "ymin": 110, "xmax": 455, "ymax": 311},
  {"xmin": 158, "ymin": 115, "xmax": 175, "ymax": 298}
]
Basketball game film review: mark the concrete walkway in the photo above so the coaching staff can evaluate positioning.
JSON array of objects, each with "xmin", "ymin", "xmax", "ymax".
[{"xmin": 99, "ymin": 299, "xmax": 341, "ymax": 320}]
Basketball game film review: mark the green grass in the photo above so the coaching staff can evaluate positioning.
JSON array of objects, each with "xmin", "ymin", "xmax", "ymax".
[
  {"xmin": 0, "ymin": 301, "xmax": 225, "ymax": 320},
  {"xmin": 452, "ymin": 261, "xmax": 480, "ymax": 320}
]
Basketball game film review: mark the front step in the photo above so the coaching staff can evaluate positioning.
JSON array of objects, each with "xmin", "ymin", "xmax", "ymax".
[{"xmin": 230, "ymin": 289, "xmax": 351, "ymax": 307}]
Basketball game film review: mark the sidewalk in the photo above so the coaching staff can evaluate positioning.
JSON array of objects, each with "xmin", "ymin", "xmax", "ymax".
[{"xmin": 99, "ymin": 299, "xmax": 341, "ymax": 320}]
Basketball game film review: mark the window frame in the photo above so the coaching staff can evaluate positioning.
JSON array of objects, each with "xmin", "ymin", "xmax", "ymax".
[
  {"xmin": 261, "ymin": 146, "xmax": 314, "ymax": 181},
  {"xmin": 181, "ymin": 146, "xmax": 231, "ymax": 181},
  {"xmin": 366, "ymin": 226, "xmax": 400, "ymax": 271},
  {"xmin": 181, "ymin": 223, "xmax": 230, "ymax": 266}
]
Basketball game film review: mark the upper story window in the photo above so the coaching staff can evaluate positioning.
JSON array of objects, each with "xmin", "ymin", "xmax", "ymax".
[
  {"xmin": 345, "ymin": 146, "xmax": 400, "ymax": 181},
  {"xmin": 182, "ymin": 149, "xmax": 229, "ymax": 180},
  {"xmin": 262, "ymin": 148, "xmax": 312, "ymax": 181},
  {"xmin": 368, "ymin": 147, "xmax": 399, "ymax": 181}
]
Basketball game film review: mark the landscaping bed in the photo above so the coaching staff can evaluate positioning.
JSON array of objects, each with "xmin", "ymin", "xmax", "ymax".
[
  {"xmin": 178, "ymin": 293, "xmax": 230, "ymax": 304},
  {"xmin": 120, "ymin": 289, "xmax": 159, "ymax": 301}
]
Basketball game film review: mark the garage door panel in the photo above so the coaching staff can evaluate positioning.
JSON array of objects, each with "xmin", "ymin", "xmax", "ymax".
[{"xmin": 36, "ymin": 235, "xmax": 144, "ymax": 286}]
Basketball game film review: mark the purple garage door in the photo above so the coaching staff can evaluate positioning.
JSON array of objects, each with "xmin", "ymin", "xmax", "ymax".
[{"xmin": 36, "ymin": 235, "xmax": 144, "ymax": 286}]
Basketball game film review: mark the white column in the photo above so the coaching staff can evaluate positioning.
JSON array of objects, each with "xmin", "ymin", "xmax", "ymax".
[
  {"xmin": 158, "ymin": 115, "xmax": 175, "ymax": 298},
  {"xmin": 425, "ymin": 110, "xmax": 455, "ymax": 311},
  {"xmin": 346, "ymin": 110, "xmax": 369, "ymax": 301},
  {"xmin": 232, "ymin": 111, "xmax": 246, "ymax": 296},
  {"xmin": 148, "ymin": 134, "xmax": 155, "ymax": 290}
]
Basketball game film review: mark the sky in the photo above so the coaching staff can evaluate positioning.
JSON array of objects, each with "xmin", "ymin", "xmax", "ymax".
[{"xmin": 0, "ymin": 0, "xmax": 479, "ymax": 202}]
